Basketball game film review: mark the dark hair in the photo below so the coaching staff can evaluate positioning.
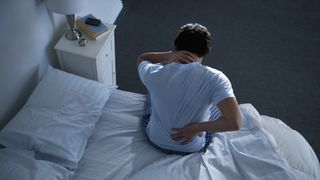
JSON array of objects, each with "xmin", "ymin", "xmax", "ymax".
[{"xmin": 174, "ymin": 23, "xmax": 211, "ymax": 57}]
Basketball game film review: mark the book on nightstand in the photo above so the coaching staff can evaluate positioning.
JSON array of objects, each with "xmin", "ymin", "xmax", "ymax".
[{"xmin": 76, "ymin": 14, "xmax": 109, "ymax": 40}]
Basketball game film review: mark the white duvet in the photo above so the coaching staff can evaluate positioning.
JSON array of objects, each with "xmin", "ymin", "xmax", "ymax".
[
  {"xmin": 0, "ymin": 148, "xmax": 72, "ymax": 180},
  {"xmin": 128, "ymin": 103, "xmax": 298, "ymax": 180},
  {"xmin": 71, "ymin": 90, "xmax": 320, "ymax": 180}
]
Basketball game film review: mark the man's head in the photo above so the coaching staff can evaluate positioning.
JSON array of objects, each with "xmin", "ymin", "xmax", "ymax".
[{"xmin": 174, "ymin": 23, "xmax": 211, "ymax": 58}]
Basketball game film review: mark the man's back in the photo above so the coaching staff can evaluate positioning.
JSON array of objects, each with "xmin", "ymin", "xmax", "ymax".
[{"xmin": 139, "ymin": 61, "xmax": 234, "ymax": 152}]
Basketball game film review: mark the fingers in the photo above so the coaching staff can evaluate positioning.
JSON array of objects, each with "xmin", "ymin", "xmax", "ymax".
[
  {"xmin": 179, "ymin": 50, "xmax": 195, "ymax": 56},
  {"xmin": 171, "ymin": 132, "xmax": 184, "ymax": 140},
  {"xmin": 180, "ymin": 51, "xmax": 197, "ymax": 60},
  {"xmin": 172, "ymin": 51, "xmax": 197, "ymax": 64},
  {"xmin": 177, "ymin": 57, "xmax": 194, "ymax": 64},
  {"xmin": 171, "ymin": 134, "xmax": 190, "ymax": 144},
  {"xmin": 171, "ymin": 129, "xmax": 191, "ymax": 144},
  {"xmin": 180, "ymin": 52, "xmax": 196, "ymax": 63},
  {"xmin": 171, "ymin": 129, "xmax": 184, "ymax": 141},
  {"xmin": 171, "ymin": 128, "xmax": 181, "ymax": 132}
]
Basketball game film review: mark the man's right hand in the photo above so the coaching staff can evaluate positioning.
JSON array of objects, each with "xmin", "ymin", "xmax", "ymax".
[
  {"xmin": 168, "ymin": 51, "xmax": 197, "ymax": 64},
  {"xmin": 137, "ymin": 51, "xmax": 201, "ymax": 65}
]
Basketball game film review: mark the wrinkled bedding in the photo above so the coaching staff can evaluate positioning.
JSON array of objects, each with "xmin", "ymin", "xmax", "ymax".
[
  {"xmin": 72, "ymin": 90, "xmax": 320, "ymax": 180},
  {"xmin": 0, "ymin": 148, "xmax": 72, "ymax": 180}
]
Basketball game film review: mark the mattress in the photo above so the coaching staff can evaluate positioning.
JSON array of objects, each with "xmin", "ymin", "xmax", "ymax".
[{"xmin": 71, "ymin": 89, "xmax": 320, "ymax": 180}]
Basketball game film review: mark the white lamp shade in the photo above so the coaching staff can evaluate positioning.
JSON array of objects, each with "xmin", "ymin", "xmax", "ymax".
[{"xmin": 46, "ymin": 0, "xmax": 88, "ymax": 14}]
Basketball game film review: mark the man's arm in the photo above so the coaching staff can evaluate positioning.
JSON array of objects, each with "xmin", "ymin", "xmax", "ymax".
[
  {"xmin": 137, "ymin": 51, "xmax": 196, "ymax": 65},
  {"xmin": 172, "ymin": 97, "xmax": 242, "ymax": 143}
]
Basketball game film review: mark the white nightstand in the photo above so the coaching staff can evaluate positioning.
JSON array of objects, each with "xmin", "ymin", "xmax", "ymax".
[{"xmin": 54, "ymin": 23, "xmax": 116, "ymax": 86}]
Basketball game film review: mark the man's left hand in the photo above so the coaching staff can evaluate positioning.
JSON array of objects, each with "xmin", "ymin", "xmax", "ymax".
[{"xmin": 171, "ymin": 123, "xmax": 202, "ymax": 144}]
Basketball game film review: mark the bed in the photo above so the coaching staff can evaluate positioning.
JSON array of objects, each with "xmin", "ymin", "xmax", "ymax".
[{"xmin": 0, "ymin": 68, "xmax": 319, "ymax": 180}]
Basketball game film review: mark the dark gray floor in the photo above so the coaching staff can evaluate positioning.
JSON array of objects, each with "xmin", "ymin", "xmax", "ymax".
[{"xmin": 115, "ymin": 0, "xmax": 320, "ymax": 159}]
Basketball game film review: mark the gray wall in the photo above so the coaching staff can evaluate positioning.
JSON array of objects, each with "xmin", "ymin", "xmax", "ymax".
[{"xmin": 0, "ymin": 0, "xmax": 122, "ymax": 128}]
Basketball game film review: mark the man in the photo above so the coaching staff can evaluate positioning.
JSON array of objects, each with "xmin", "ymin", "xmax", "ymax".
[{"xmin": 137, "ymin": 23, "xmax": 242, "ymax": 155}]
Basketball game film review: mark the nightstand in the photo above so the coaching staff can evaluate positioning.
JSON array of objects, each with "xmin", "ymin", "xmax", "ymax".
[{"xmin": 54, "ymin": 23, "xmax": 116, "ymax": 85}]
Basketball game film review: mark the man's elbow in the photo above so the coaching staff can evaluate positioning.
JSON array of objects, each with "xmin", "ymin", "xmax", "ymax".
[
  {"xmin": 234, "ymin": 117, "xmax": 242, "ymax": 130},
  {"xmin": 137, "ymin": 55, "xmax": 144, "ymax": 65},
  {"xmin": 233, "ymin": 116, "xmax": 242, "ymax": 130},
  {"xmin": 229, "ymin": 115, "xmax": 242, "ymax": 131}
]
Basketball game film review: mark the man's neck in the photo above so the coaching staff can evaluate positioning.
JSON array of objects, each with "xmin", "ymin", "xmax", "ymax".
[{"xmin": 194, "ymin": 57, "xmax": 203, "ymax": 64}]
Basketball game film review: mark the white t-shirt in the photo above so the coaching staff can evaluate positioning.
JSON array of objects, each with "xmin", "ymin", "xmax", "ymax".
[{"xmin": 138, "ymin": 61, "xmax": 235, "ymax": 152}]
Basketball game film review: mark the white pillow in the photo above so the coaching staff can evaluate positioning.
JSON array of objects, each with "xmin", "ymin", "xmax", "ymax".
[
  {"xmin": 0, "ymin": 148, "xmax": 71, "ymax": 180},
  {"xmin": 260, "ymin": 115, "xmax": 320, "ymax": 180},
  {"xmin": 0, "ymin": 68, "xmax": 116, "ymax": 170}
]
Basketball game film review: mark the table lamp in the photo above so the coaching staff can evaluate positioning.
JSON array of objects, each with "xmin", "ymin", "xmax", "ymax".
[{"xmin": 46, "ymin": 0, "xmax": 88, "ymax": 40}]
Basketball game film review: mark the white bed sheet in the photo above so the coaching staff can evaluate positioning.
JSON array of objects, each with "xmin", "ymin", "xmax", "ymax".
[
  {"xmin": 0, "ymin": 148, "xmax": 71, "ymax": 180},
  {"xmin": 72, "ymin": 90, "xmax": 320, "ymax": 180}
]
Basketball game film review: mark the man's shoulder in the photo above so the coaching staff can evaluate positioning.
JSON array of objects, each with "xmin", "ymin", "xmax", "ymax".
[
  {"xmin": 204, "ymin": 65, "xmax": 222, "ymax": 74},
  {"xmin": 138, "ymin": 60, "xmax": 159, "ymax": 67},
  {"xmin": 201, "ymin": 65, "xmax": 231, "ymax": 84},
  {"xmin": 192, "ymin": 65, "xmax": 223, "ymax": 80},
  {"xmin": 138, "ymin": 60, "xmax": 164, "ymax": 72}
]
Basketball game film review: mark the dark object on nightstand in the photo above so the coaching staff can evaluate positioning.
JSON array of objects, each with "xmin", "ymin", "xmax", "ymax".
[{"xmin": 85, "ymin": 17, "xmax": 101, "ymax": 26}]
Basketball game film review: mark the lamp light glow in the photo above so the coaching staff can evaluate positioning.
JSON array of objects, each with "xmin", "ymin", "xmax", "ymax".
[{"xmin": 46, "ymin": 0, "xmax": 88, "ymax": 40}]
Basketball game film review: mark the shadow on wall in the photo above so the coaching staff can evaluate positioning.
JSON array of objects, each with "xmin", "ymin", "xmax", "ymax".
[
  {"xmin": 0, "ymin": 65, "xmax": 39, "ymax": 129},
  {"xmin": 0, "ymin": 0, "xmax": 65, "ymax": 129}
]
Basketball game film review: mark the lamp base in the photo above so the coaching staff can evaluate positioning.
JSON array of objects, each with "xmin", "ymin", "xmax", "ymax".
[{"xmin": 65, "ymin": 29, "xmax": 82, "ymax": 40}]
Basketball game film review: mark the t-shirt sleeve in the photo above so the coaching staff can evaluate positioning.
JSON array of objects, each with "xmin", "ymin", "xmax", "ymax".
[
  {"xmin": 138, "ymin": 60, "xmax": 162, "ymax": 84},
  {"xmin": 211, "ymin": 72, "xmax": 235, "ymax": 104}
]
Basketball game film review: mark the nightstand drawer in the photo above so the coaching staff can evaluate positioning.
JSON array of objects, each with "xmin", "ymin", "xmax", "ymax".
[
  {"xmin": 100, "ymin": 68, "xmax": 113, "ymax": 84},
  {"xmin": 98, "ymin": 34, "xmax": 114, "ymax": 60},
  {"xmin": 98, "ymin": 52, "xmax": 112, "ymax": 74},
  {"xmin": 98, "ymin": 51, "xmax": 114, "ymax": 83}
]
